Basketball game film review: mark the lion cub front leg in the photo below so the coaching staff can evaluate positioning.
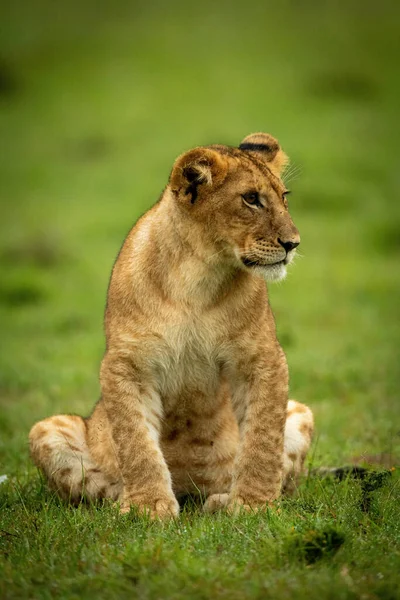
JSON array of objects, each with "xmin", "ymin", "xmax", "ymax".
[
  {"xmin": 101, "ymin": 355, "xmax": 179, "ymax": 519},
  {"xmin": 228, "ymin": 345, "xmax": 288, "ymax": 513}
]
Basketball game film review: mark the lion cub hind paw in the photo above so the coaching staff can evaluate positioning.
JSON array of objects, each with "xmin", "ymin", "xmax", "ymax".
[
  {"xmin": 119, "ymin": 496, "xmax": 180, "ymax": 520},
  {"xmin": 203, "ymin": 493, "xmax": 230, "ymax": 514},
  {"xmin": 226, "ymin": 496, "xmax": 272, "ymax": 516}
]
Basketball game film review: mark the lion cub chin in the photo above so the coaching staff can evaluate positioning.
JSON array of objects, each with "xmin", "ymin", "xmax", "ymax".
[{"xmin": 29, "ymin": 132, "xmax": 313, "ymax": 518}]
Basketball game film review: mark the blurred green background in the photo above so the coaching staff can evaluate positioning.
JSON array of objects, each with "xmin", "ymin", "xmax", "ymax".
[{"xmin": 1, "ymin": 0, "xmax": 399, "ymax": 471}]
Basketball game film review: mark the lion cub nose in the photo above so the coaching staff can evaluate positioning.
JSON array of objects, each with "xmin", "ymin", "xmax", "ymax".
[{"xmin": 278, "ymin": 239, "xmax": 300, "ymax": 253}]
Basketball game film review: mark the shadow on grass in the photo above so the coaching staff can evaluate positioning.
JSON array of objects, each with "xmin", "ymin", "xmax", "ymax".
[{"xmin": 285, "ymin": 524, "xmax": 345, "ymax": 565}]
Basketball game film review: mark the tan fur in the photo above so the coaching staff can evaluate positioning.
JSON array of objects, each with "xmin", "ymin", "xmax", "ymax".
[{"xmin": 29, "ymin": 133, "xmax": 314, "ymax": 518}]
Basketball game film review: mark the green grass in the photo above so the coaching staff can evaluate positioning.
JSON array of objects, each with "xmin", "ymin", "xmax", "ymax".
[{"xmin": 1, "ymin": 1, "xmax": 400, "ymax": 598}]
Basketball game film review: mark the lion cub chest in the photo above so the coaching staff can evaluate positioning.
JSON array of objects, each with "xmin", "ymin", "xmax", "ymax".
[{"xmin": 155, "ymin": 315, "xmax": 222, "ymax": 405}]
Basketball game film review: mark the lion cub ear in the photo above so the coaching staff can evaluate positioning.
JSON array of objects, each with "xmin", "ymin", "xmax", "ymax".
[
  {"xmin": 239, "ymin": 132, "xmax": 288, "ymax": 177},
  {"xmin": 169, "ymin": 148, "xmax": 228, "ymax": 204}
]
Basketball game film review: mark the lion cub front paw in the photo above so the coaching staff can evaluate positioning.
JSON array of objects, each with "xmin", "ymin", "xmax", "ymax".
[{"xmin": 119, "ymin": 494, "xmax": 180, "ymax": 520}]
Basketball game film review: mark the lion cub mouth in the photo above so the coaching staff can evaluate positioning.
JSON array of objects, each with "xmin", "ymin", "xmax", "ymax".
[{"xmin": 241, "ymin": 257, "xmax": 287, "ymax": 268}]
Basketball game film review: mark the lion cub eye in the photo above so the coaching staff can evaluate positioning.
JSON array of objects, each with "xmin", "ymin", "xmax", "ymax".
[{"xmin": 242, "ymin": 191, "xmax": 262, "ymax": 208}]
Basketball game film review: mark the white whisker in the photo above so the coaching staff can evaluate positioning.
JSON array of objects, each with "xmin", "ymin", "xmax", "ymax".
[
  {"xmin": 206, "ymin": 247, "xmax": 229, "ymax": 262},
  {"xmin": 282, "ymin": 163, "xmax": 303, "ymax": 186}
]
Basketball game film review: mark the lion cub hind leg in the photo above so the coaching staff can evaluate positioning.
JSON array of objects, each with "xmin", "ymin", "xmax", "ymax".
[
  {"xmin": 29, "ymin": 415, "xmax": 122, "ymax": 502},
  {"xmin": 282, "ymin": 400, "xmax": 314, "ymax": 494}
]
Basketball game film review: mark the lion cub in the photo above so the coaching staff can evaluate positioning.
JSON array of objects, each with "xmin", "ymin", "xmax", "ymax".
[{"xmin": 29, "ymin": 133, "xmax": 313, "ymax": 518}]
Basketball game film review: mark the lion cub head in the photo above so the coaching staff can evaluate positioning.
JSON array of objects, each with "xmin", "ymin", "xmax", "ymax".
[{"xmin": 169, "ymin": 132, "xmax": 299, "ymax": 282}]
